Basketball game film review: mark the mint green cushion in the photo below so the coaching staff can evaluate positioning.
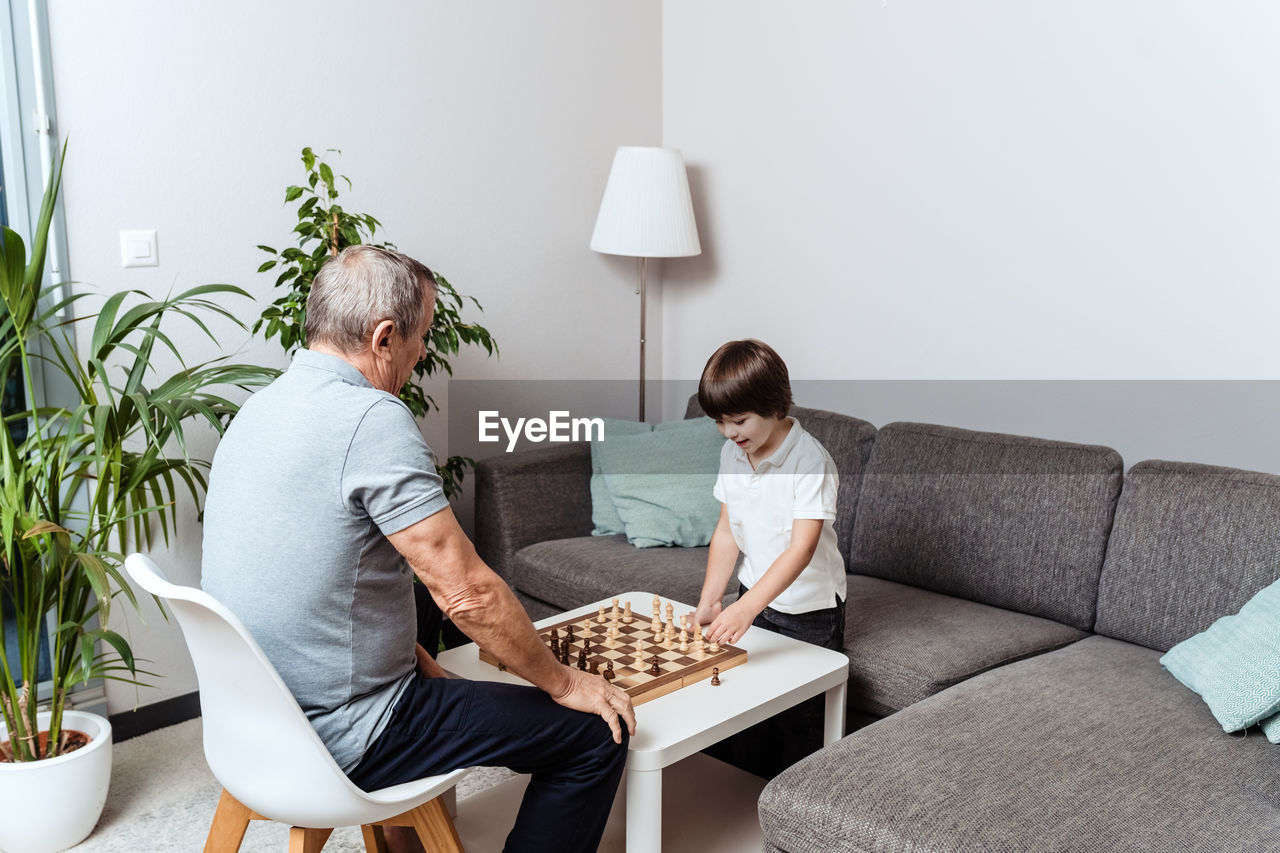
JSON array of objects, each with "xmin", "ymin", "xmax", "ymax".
[
  {"xmin": 590, "ymin": 418, "xmax": 656, "ymax": 535},
  {"xmin": 596, "ymin": 417, "xmax": 724, "ymax": 548},
  {"xmin": 1262, "ymin": 712, "xmax": 1280, "ymax": 744},
  {"xmin": 1160, "ymin": 576, "xmax": 1280, "ymax": 733}
]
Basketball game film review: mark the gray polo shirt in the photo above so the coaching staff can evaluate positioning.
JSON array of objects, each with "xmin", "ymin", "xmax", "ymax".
[{"xmin": 202, "ymin": 349, "xmax": 449, "ymax": 771}]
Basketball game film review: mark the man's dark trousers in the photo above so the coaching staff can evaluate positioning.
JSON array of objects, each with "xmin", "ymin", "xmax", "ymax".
[{"xmin": 348, "ymin": 587, "xmax": 628, "ymax": 852}]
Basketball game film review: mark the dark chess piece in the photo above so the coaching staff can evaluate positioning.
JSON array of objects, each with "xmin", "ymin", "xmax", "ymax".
[
  {"xmin": 560, "ymin": 644, "xmax": 571, "ymax": 666},
  {"xmin": 577, "ymin": 647, "xmax": 588, "ymax": 671},
  {"xmin": 710, "ymin": 666, "xmax": 721, "ymax": 686},
  {"xmin": 603, "ymin": 661, "xmax": 616, "ymax": 681},
  {"xmin": 649, "ymin": 655, "xmax": 661, "ymax": 676},
  {"xmin": 567, "ymin": 624, "xmax": 576, "ymax": 644}
]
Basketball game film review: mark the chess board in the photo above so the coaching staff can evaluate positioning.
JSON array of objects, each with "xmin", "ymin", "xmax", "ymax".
[{"xmin": 478, "ymin": 597, "xmax": 748, "ymax": 706}]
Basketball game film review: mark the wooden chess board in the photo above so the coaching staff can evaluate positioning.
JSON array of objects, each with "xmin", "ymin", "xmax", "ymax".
[{"xmin": 478, "ymin": 597, "xmax": 748, "ymax": 706}]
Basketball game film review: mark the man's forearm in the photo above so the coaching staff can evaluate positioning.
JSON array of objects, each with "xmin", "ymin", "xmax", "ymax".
[
  {"xmin": 435, "ymin": 570, "xmax": 571, "ymax": 697},
  {"xmin": 389, "ymin": 509, "xmax": 572, "ymax": 698}
]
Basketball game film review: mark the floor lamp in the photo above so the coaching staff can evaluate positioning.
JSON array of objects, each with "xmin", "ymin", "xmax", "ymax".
[{"xmin": 590, "ymin": 147, "xmax": 701, "ymax": 422}]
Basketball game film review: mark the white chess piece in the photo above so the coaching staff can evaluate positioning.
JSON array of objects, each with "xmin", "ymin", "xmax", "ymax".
[{"xmin": 623, "ymin": 602, "xmax": 633, "ymax": 623}]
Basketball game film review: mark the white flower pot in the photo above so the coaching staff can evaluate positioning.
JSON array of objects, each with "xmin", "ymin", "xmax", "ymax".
[{"xmin": 0, "ymin": 709, "xmax": 112, "ymax": 853}]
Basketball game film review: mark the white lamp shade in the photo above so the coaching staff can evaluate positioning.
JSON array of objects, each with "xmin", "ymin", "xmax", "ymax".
[{"xmin": 590, "ymin": 147, "xmax": 701, "ymax": 258}]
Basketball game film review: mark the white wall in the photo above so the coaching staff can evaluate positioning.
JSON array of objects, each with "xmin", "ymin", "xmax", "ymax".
[
  {"xmin": 47, "ymin": 1, "xmax": 661, "ymax": 711},
  {"xmin": 47, "ymin": 0, "xmax": 1280, "ymax": 714},
  {"xmin": 661, "ymin": 2, "xmax": 1280, "ymax": 467}
]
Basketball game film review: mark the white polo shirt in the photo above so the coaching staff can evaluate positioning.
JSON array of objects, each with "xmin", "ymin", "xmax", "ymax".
[{"xmin": 713, "ymin": 417, "xmax": 846, "ymax": 614}]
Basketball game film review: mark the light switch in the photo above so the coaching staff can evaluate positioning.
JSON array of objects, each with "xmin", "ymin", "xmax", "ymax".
[{"xmin": 120, "ymin": 229, "xmax": 158, "ymax": 268}]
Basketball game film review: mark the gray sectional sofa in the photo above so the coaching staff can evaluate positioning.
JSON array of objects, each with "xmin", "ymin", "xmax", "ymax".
[{"xmin": 474, "ymin": 400, "xmax": 1280, "ymax": 852}]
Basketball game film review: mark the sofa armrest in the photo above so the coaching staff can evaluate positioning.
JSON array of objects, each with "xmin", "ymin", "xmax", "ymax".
[{"xmin": 474, "ymin": 442, "xmax": 593, "ymax": 582}]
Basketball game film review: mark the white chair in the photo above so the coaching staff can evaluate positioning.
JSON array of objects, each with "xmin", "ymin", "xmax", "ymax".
[{"xmin": 124, "ymin": 553, "xmax": 469, "ymax": 853}]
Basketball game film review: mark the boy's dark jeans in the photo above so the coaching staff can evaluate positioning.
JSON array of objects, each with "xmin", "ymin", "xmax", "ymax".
[{"xmin": 722, "ymin": 583, "xmax": 845, "ymax": 779}]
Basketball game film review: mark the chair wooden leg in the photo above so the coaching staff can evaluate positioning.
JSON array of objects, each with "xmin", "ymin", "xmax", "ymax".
[
  {"xmin": 360, "ymin": 824, "xmax": 389, "ymax": 853},
  {"xmin": 407, "ymin": 796, "xmax": 464, "ymax": 852},
  {"xmin": 204, "ymin": 789, "xmax": 254, "ymax": 853},
  {"xmin": 288, "ymin": 826, "xmax": 334, "ymax": 853}
]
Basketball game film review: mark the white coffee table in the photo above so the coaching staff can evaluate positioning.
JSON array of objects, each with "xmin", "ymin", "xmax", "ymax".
[{"xmin": 437, "ymin": 591, "xmax": 850, "ymax": 853}]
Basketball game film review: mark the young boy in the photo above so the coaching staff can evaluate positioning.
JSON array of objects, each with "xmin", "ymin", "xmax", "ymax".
[{"xmin": 693, "ymin": 339, "xmax": 846, "ymax": 774}]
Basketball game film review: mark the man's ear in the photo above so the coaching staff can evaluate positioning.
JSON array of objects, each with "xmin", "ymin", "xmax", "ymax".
[{"xmin": 371, "ymin": 319, "xmax": 397, "ymax": 359}]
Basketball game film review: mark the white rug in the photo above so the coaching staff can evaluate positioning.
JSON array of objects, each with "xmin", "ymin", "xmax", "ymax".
[{"xmin": 71, "ymin": 718, "xmax": 514, "ymax": 852}]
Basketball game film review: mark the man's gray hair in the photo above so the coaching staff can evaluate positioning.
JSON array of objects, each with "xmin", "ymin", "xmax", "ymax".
[{"xmin": 305, "ymin": 245, "xmax": 439, "ymax": 353}]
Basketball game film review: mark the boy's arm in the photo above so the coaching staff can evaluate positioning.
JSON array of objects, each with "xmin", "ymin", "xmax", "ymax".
[
  {"xmin": 694, "ymin": 504, "xmax": 739, "ymax": 626},
  {"xmin": 704, "ymin": 518, "xmax": 823, "ymax": 646}
]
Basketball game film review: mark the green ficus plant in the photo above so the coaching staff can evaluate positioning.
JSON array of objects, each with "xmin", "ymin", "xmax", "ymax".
[{"xmin": 254, "ymin": 148, "xmax": 497, "ymax": 498}]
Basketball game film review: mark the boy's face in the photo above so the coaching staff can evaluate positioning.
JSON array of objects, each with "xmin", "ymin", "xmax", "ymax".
[{"xmin": 715, "ymin": 411, "xmax": 789, "ymax": 460}]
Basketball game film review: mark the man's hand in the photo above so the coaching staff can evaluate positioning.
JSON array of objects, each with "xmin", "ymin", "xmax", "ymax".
[
  {"xmin": 705, "ymin": 598, "xmax": 761, "ymax": 646},
  {"xmin": 550, "ymin": 667, "xmax": 637, "ymax": 745}
]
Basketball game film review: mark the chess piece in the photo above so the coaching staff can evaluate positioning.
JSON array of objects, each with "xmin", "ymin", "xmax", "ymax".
[
  {"xmin": 634, "ymin": 637, "xmax": 646, "ymax": 663},
  {"xmin": 577, "ymin": 647, "xmax": 588, "ymax": 671},
  {"xmin": 665, "ymin": 603, "xmax": 674, "ymax": 624},
  {"xmin": 652, "ymin": 595, "xmax": 661, "ymax": 615},
  {"xmin": 567, "ymin": 624, "xmax": 576, "ymax": 644},
  {"xmin": 709, "ymin": 637, "xmax": 721, "ymax": 653},
  {"xmin": 710, "ymin": 667, "xmax": 720, "ymax": 686},
  {"xmin": 649, "ymin": 655, "xmax": 661, "ymax": 676},
  {"xmin": 560, "ymin": 644, "xmax": 571, "ymax": 666},
  {"xmin": 611, "ymin": 597, "xmax": 620, "ymax": 620},
  {"xmin": 591, "ymin": 659, "xmax": 601, "ymax": 676},
  {"xmin": 651, "ymin": 611, "xmax": 662, "ymax": 634},
  {"xmin": 623, "ymin": 602, "xmax": 633, "ymax": 623},
  {"xmin": 605, "ymin": 626, "xmax": 616, "ymax": 649},
  {"xmin": 679, "ymin": 624, "xmax": 688, "ymax": 652},
  {"xmin": 597, "ymin": 605, "xmax": 606, "ymax": 623},
  {"xmin": 550, "ymin": 636, "xmax": 560, "ymax": 657},
  {"xmin": 603, "ymin": 660, "xmax": 616, "ymax": 681},
  {"xmin": 550, "ymin": 626, "xmax": 559, "ymax": 645}
]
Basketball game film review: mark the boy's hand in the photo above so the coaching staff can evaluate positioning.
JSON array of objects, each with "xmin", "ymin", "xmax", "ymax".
[
  {"xmin": 705, "ymin": 599, "xmax": 762, "ymax": 646},
  {"xmin": 694, "ymin": 599, "xmax": 722, "ymax": 627}
]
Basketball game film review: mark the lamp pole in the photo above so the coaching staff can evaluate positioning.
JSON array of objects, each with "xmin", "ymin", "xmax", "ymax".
[{"xmin": 638, "ymin": 257, "xmax": 647, "ymax": 422}]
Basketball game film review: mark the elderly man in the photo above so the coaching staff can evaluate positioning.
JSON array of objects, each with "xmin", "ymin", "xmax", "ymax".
[{"xmin": 203, "ymin": 245, "xmax": 634, "ymax": 852}]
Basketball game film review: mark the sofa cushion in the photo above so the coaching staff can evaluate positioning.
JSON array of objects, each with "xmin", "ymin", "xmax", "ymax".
[
  {"xmin": 1095, "ymin": 460, "xmax": 1280, "ymax": 652},
  {"xmin": 596, "ymin": 417, "xmax": 724, "ymax": 548},
  {"xmin": 1161, "ymin": 575, "xmax": 1280, "ymax": 732},
  {"xmin": 589, "ymin": 417, "xmax": 658, "ymax": 535},
  {"xmin": 685, "ymin": 398, "xmax": 876, "ymax": 568},
  {"xmin": 760, "ymin": 635, "xmax": 1280, "ymax": 853},
  {"xmin": 849, "ymin": 422, "xmax": 1123, "ymax": 630},
  {"xmin": 844, "ymin": 574, "xmax": 1087, "ymax": 715},
  {"xmin": 510, "ymin": 534, "xmax": 736, "ymax": 612}
]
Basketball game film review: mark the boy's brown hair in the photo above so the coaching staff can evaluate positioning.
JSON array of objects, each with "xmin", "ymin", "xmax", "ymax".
[{"xmin": 697, "ymin": 339, "xmax": 793, "ymax": 420}]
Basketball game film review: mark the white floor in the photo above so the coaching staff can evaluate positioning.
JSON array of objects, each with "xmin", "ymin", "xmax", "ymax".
[
  {"xmin": 453, "ymin": 752, "xmax": 766, "ymax": 852},
  {"xmin": 73, "ymin": 717, "xmax": 766, "ymax": 852}
]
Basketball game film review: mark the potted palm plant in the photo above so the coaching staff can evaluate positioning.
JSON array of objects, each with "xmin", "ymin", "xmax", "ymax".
[{"xmin": 0, "ymin": 150, "xmax": 276, "ymax": 852}]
